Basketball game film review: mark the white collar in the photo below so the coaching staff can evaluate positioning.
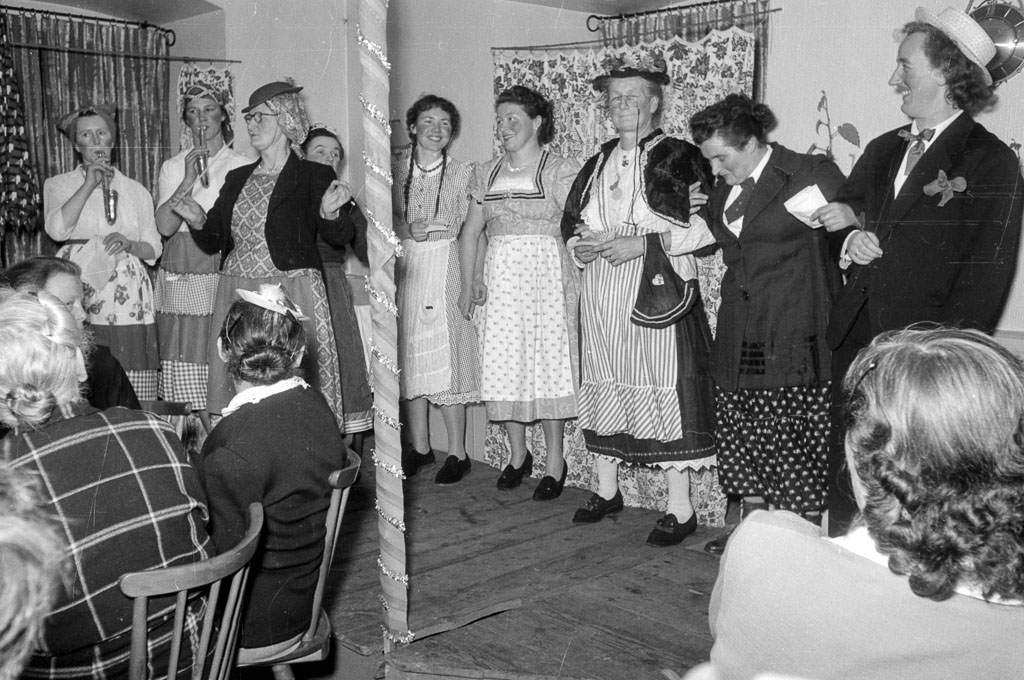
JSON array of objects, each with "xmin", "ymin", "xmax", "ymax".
[
  {"xmin": 222, "ymin": 376, "xmax": 308, "ymax": 416},
  {"xmin": 910, "ymin": 110, "xmax": 962, "ymax": 147},
  {"xmin": 829, "ymin": 524, "xmax": 1023, "ymax": 606},
  {"xmin": 746, "ymin": 145, "xmax": 773, "ymax": 185}
]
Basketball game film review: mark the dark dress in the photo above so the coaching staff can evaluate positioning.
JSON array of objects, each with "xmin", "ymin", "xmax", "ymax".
[{"xmin": 194, "ymin": 381, "xmax": 345, "ymax": 648}]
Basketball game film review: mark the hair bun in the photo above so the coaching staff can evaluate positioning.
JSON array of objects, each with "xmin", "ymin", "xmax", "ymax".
[{"xmin": 3, "ymin": 385, "xmax": 58, "ymax": 427}]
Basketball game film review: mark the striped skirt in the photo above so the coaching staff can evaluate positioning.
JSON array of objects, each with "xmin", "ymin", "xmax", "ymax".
[{"xmin": 578, "ymin": 254, "xmax": 715, "ymax": 465}]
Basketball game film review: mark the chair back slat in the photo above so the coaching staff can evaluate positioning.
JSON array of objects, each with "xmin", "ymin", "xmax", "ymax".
[
  {"xmin": 304, "ymin": 449, "xmax": 361, "ymax": 641},
  {"xmin": 119, "ymin": 502, "xmax": 264, "ymax": 680}
]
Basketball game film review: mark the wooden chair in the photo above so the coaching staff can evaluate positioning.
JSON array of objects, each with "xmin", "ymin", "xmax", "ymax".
[
  {"xmin": 236, "ymin": 448, "xmax": 362, "ymax": 680},
  {"xmin": 119, "ymin": 502, "xmax": 264, "ymax": 680},
  {"xmin": 139, "ymin": 400, "xmax": 193, "ymax": 442}
]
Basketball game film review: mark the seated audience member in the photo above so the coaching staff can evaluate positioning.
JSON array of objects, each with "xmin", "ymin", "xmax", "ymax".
[
  {"xmin": 194, "ymin": 284, "xmax": 345, "ymax": 653},
  {"xmin": 0, "ymin": 292, "xmax": 212, "ymax": 679},
  {"xmin": 0, "ymin": 463, "xmax": 67, "ymax": 679},
  {"xmin": 1, "ymin": 257, "xmax": 140, "ymax": 410},
  {"xmin": 705, "ymin": 327, "xmax": 1024, "ymax": 679}
]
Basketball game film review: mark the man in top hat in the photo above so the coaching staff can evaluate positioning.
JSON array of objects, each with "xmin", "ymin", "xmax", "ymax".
[{"xmin": 813, "ymin": 6, "xmax": 1024, "ymax": 535}]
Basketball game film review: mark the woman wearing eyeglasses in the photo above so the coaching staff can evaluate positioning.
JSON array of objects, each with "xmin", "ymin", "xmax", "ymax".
[{"xmin": 172, "ymin": 81, "xmax": 355, "ymax": 425}]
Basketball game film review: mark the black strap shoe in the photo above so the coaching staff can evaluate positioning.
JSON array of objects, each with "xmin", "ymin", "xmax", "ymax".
[
  {"xmin": 532, "ymin": 462, "xmax": 567, "ymax": 501},
  {"xmin": 434, "ymin": 455, "xmax": 471, "ymax": 485},
  {"xmin": 572, "ymin": 491, "xmax": 624, "ymax": 523},
  {"xmin": 647, "ymin": 512, "xmax": 698, "ymax": 547},
  {"xmin": 496, "ymin": 452, "xmax": 533, "ymax": 490},
  {"xmin": 401, "ymin": 448, "xmax": 436, "ymax": 478}
]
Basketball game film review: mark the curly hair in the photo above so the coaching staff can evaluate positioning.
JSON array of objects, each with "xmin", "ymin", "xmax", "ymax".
[
  {"xmin": 690, "ymin": 93, "xmax": 778, "ymax": 148},
  {"xmin": 843, "ymin": 327, "xmax": 1024, "ymax": 602},
  {"xmin": 0, "ymin": 463, "xmax": 67, "ymax": 680},
  {"xmin": 218, "ymin": 298, "xmax": 306, "ymax": 386},
  {"xmin": 401, "ymin": 94, "xmax": 461, "ymax": 223},
  {"xmin": 901, "ymin": 21, "xmax": 996, "ymax": 116},
  {"xmin": 496, "ymin": 86, "xmax": 555, "ymax": 145},
  {"xmin": 0, "ymin": 293, "xmax": 88, "ymax": 429}
]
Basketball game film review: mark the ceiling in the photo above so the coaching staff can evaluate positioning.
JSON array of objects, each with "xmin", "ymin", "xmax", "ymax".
[
  {"xmin": 22, "ymin": 0, "xmax": 222, "ymax": 25},
  {"xmin": 23, "ymin": 0, "xmax": 678, "ymax": 27}
]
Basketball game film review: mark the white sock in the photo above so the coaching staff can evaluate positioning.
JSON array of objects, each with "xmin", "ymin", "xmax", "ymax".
[
  {"xmin": 596, "ymin": 457, "xmax": 619, "ymax": 500},
  {"xmin": 665, "ymin": 468, "xmax": 693, "ymax": 520}
]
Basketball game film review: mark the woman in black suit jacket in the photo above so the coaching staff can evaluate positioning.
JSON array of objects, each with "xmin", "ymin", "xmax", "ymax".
[
  {"xmin": 690, "ymin": 95, "xmax": 846, "ymax": 554},
  {"xmin": 173, "ymin": 81, "xmax": 354, "ymax": 423}
]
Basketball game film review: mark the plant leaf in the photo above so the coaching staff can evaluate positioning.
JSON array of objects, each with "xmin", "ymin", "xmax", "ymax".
[
  {"xmin": 807, "ymin": 143, "xmax": 819, "ymax": 154},
  {"xmin": 815, "ymin": 120, "xmax": 828, "ymax": 135},
  {"xmin": 817, "ymin": 92, "xmax": 827, "ymax": 111},
  {"xmin": 837, "ymin": 123, "xmax": 860, "ymax": 147}
]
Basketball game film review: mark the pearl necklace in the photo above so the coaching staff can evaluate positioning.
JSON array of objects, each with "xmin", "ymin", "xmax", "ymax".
[
  {"xmin": 505, "ymin": 153, "xmax": 540, "ymax": 173},
  {"xmin": 256, "ymin": 156, "xmax": 286, "ymax": 175},
  {"xmin": 414, "ymin": 156, "xmax": 443, "ymax": 173}
]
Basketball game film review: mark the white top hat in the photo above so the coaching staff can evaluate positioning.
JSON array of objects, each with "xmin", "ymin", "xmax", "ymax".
[{"xmin": 915, "ymin": 6, "xmax": 998, "ymax": 85}]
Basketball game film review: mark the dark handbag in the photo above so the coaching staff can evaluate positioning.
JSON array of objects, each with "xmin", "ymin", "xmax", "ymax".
[{"xmin": 630, "ymin": 233, "xmax": 698, "ymax": 329}]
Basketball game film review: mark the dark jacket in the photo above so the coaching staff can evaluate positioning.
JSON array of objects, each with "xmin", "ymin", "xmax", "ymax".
[
  {"xmin": 827, "ymin": 114, "xmax": 1024, "ymax": 346},
  {"xmin": 708, "ymin": 144, "xmax": 846, "ymax": 390},
  {"xmin": 190, "ymin": 152, "xmax": 355, "ymax": 271},
  {"xmin": 560, "ymin": 129, "xmax": 712, "ymax": 241}
]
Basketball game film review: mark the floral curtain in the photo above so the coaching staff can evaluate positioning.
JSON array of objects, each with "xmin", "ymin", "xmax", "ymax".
[
  {"xmin": 0, "ymin": 11, "xmax": 40, "ymax": 267},
  {"xmin": 175, "ymin": 64, "xmax": 237, "ymax": 152},
  {"xmin": 4, "ymin": 8, "xmax": 170, "ymax": 262},
  {"xmin": 599, "ymin": 0, "xmax": 770, "ymax": 103},
  {"xmin": 485, "ymin": 28, "xmax": 756, "ymax": 526}
]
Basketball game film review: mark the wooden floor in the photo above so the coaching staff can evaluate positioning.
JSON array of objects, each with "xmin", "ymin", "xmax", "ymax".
[{"xmin": 319, "ymin": 453, "xmax": 725, "ymax": 680}]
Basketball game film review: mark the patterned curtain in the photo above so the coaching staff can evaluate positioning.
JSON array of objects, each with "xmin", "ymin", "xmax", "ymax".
[
  {"xmin": 485, "ymin": 28, "xmax": 756, "ymax": 526},
  {"xmin": 175, "ymin": 64, "xmax": 237, "ymax": 152},
  {"xmin": 4, "ymin": 8, "xmax": 170, "ymax": 262},
  {"xmin": 0, "ymin": 11, "xmax": 40, "ymax": 267},
  {"xmin": 599, "ymin": 0, "xmax": 770, "ymax": 103}
]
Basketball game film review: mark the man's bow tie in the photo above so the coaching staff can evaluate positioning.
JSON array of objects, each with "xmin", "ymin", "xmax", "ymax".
[{"xmin": 898, "ymin": 128, "xmax": 935, "ymax": 144}]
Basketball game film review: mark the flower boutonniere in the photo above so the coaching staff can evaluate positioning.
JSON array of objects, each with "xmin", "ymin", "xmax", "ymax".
[{"xmin": 923, "ymin": 170, "xmax": 967, "ymax": 207}]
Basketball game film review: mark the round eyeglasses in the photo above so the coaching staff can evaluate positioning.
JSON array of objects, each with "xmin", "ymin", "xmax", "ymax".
[{"xmin": 243, "ymin": 111, "xmax": 280, "ymax": 125}]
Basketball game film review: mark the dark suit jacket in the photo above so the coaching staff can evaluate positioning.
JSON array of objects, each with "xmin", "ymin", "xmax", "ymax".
[
  {"xmin": 189, "ymin": 152, "xmax": 355, "ymax": 271},
  {"xmin": 709, "ymin": 144, "xmax": 846, "ymax": 390},
  {"xmin": 827, "ymin": 114, "xmax": 1023, "ymax": 347}
]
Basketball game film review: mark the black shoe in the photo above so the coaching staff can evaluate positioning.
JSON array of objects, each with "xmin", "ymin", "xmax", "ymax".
[
  {"xmin": 647, "ymin": 512, "xmax": 698, "ymax": 547},
  {"xmin": 434, "ymin": 455, "xmax": 471, "ymax": 485},
  {"xmin": 703, "ymin": 527, "xmax": 735, "ymax": 555},
  {"xmin": 401, "ymin": 447, "xmax": 436, "ymax": 478},
  {"xmin": 496, "ymin": 452, "xmax": 533, "ymax": 490},
  {"xmin": 572, "ymin": 491, "xmax": 624, "ymax": 523},
  {"xmin": 532, "ymin": 462, "xmax": 567, "ymax": 501}
]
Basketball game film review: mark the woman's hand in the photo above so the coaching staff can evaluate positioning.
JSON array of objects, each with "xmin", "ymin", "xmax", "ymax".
[
  {"xmin": 594, "ymin": 235, "xmax": 644, "ymax": 267},
  {"xmin": 102, "ymin": 231, "xmax": 132, "ymax": 256},
  {"xmin": 458, "ymin": 289, "xmax": 474, "ymax": 319},
  {"xmin": 573, "ymin": 240, "xmax": 600, "ymax": 264},
  {"xmin": 83, "ymin": 161, "xmax": 113, "ymax": 191},
  {"xmin": 171, "ymin": 194, "xmax": 207, "ymax": 229},
  {"xmin": 847, "ymin": 230, "xmax": 883, "ymax": 265},
  {"xmin": 409, "ymin": 221, "xmax": 430, "ymax": 243},
  {"xmin": 811, "ymin": 202, "xmax": 858, "ymax": 232},
  {"xmin": 688, "ymin": 181, "xmax": 709, "ymax": 215},
  {"xmin": 470, "ymin": 278, "xmax": 487, "ymax": 306},
  {"xmin": 320, "ymin": 179, "xmax": 352, "ymax": 219},
  {"xmin": 182, "ymin": 147, "xmax": 208, "ymax": 184}
]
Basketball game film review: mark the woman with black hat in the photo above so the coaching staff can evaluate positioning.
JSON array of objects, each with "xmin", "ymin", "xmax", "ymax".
[
  {"xmin": 154, "ymin": 81, "xmax": 250, "ymax": 432},
  {"xmin": 172, "ymin": 80, "xmax": 354, "ymax": 425},
  {"xmin": 43, "ymin": 104, "xmax": 162, "ymax": 400},
  {"xmin": 561, "ymin": 54, "xmax": 717, "ymax": 546}
]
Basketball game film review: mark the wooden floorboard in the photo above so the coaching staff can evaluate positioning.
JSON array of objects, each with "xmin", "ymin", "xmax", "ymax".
[{"xmin": 323, "ymin": 454, "xmax": 719, "ymax": 679}]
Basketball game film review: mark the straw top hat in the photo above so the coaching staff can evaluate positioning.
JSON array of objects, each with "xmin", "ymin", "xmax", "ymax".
[{"xmin": 915, "ymin": 6, "xmax": 997, "ymax": 85}]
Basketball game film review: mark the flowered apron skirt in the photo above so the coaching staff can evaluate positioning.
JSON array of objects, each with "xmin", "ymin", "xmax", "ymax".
[{"xmin": 59, "ymin": 241, "xmax": 159, "ymax": 400}]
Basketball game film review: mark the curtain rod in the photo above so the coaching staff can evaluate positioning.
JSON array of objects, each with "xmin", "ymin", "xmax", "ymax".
[
  {"xmin": 7, "ymin": 40, "xmax": 240, "ymax": 65},
  {"xmin": 496, "ymin": 8, "xmax": 778, "ymax": 52},
  {"xmin": 586, "ymin": 0, "xmax": 769, "ymax": 32},
  {"xmin": 2, "ymin": 6, "xmax": 177, "ymax": 46}
]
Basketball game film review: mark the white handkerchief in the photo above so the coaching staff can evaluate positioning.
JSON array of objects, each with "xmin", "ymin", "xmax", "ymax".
[
  {"xmin": 75, "ymin": 238, "xmax": 118, "ymax": 292},
  {"xmin": 784, "ymin": 184, "xmax": 829, "ymax": 228},
  {"xmin": 424, "ymin": 221, "xmax": 448, "ymax": 233}
]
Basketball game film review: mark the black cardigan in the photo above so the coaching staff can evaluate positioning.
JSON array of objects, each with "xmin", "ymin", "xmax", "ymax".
[{"xmin": 190, "ymin": 152, "xmax": 355, "ymax": 271}]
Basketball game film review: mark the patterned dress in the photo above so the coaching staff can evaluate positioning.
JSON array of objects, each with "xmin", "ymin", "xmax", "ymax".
[
  {"xmin": 570, "ymin": 134, "xmax": 716, "ymax": 467},
  {"xmin": 206, "ymin": 174, "xmax": 344, "ymax": 423},
  {"xmin": 44, "ymin": 168, "xmax": 162, "ymax": 400},
  {"xmin": 395, "ymin": 156, "xmax": 480, "ymax": 405},
  {"xmin": 155, "ymin": 145, "xmax": 251, "ymax": 409},
  {"xmin": 470, "ymin": 151, "xmax": 580, "ymax": 422}
]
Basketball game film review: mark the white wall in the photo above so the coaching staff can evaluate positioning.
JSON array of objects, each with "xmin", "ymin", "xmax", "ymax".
[{"xmin": 388, "ymin": 0, "xmax": 596, "ymax": 165}]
